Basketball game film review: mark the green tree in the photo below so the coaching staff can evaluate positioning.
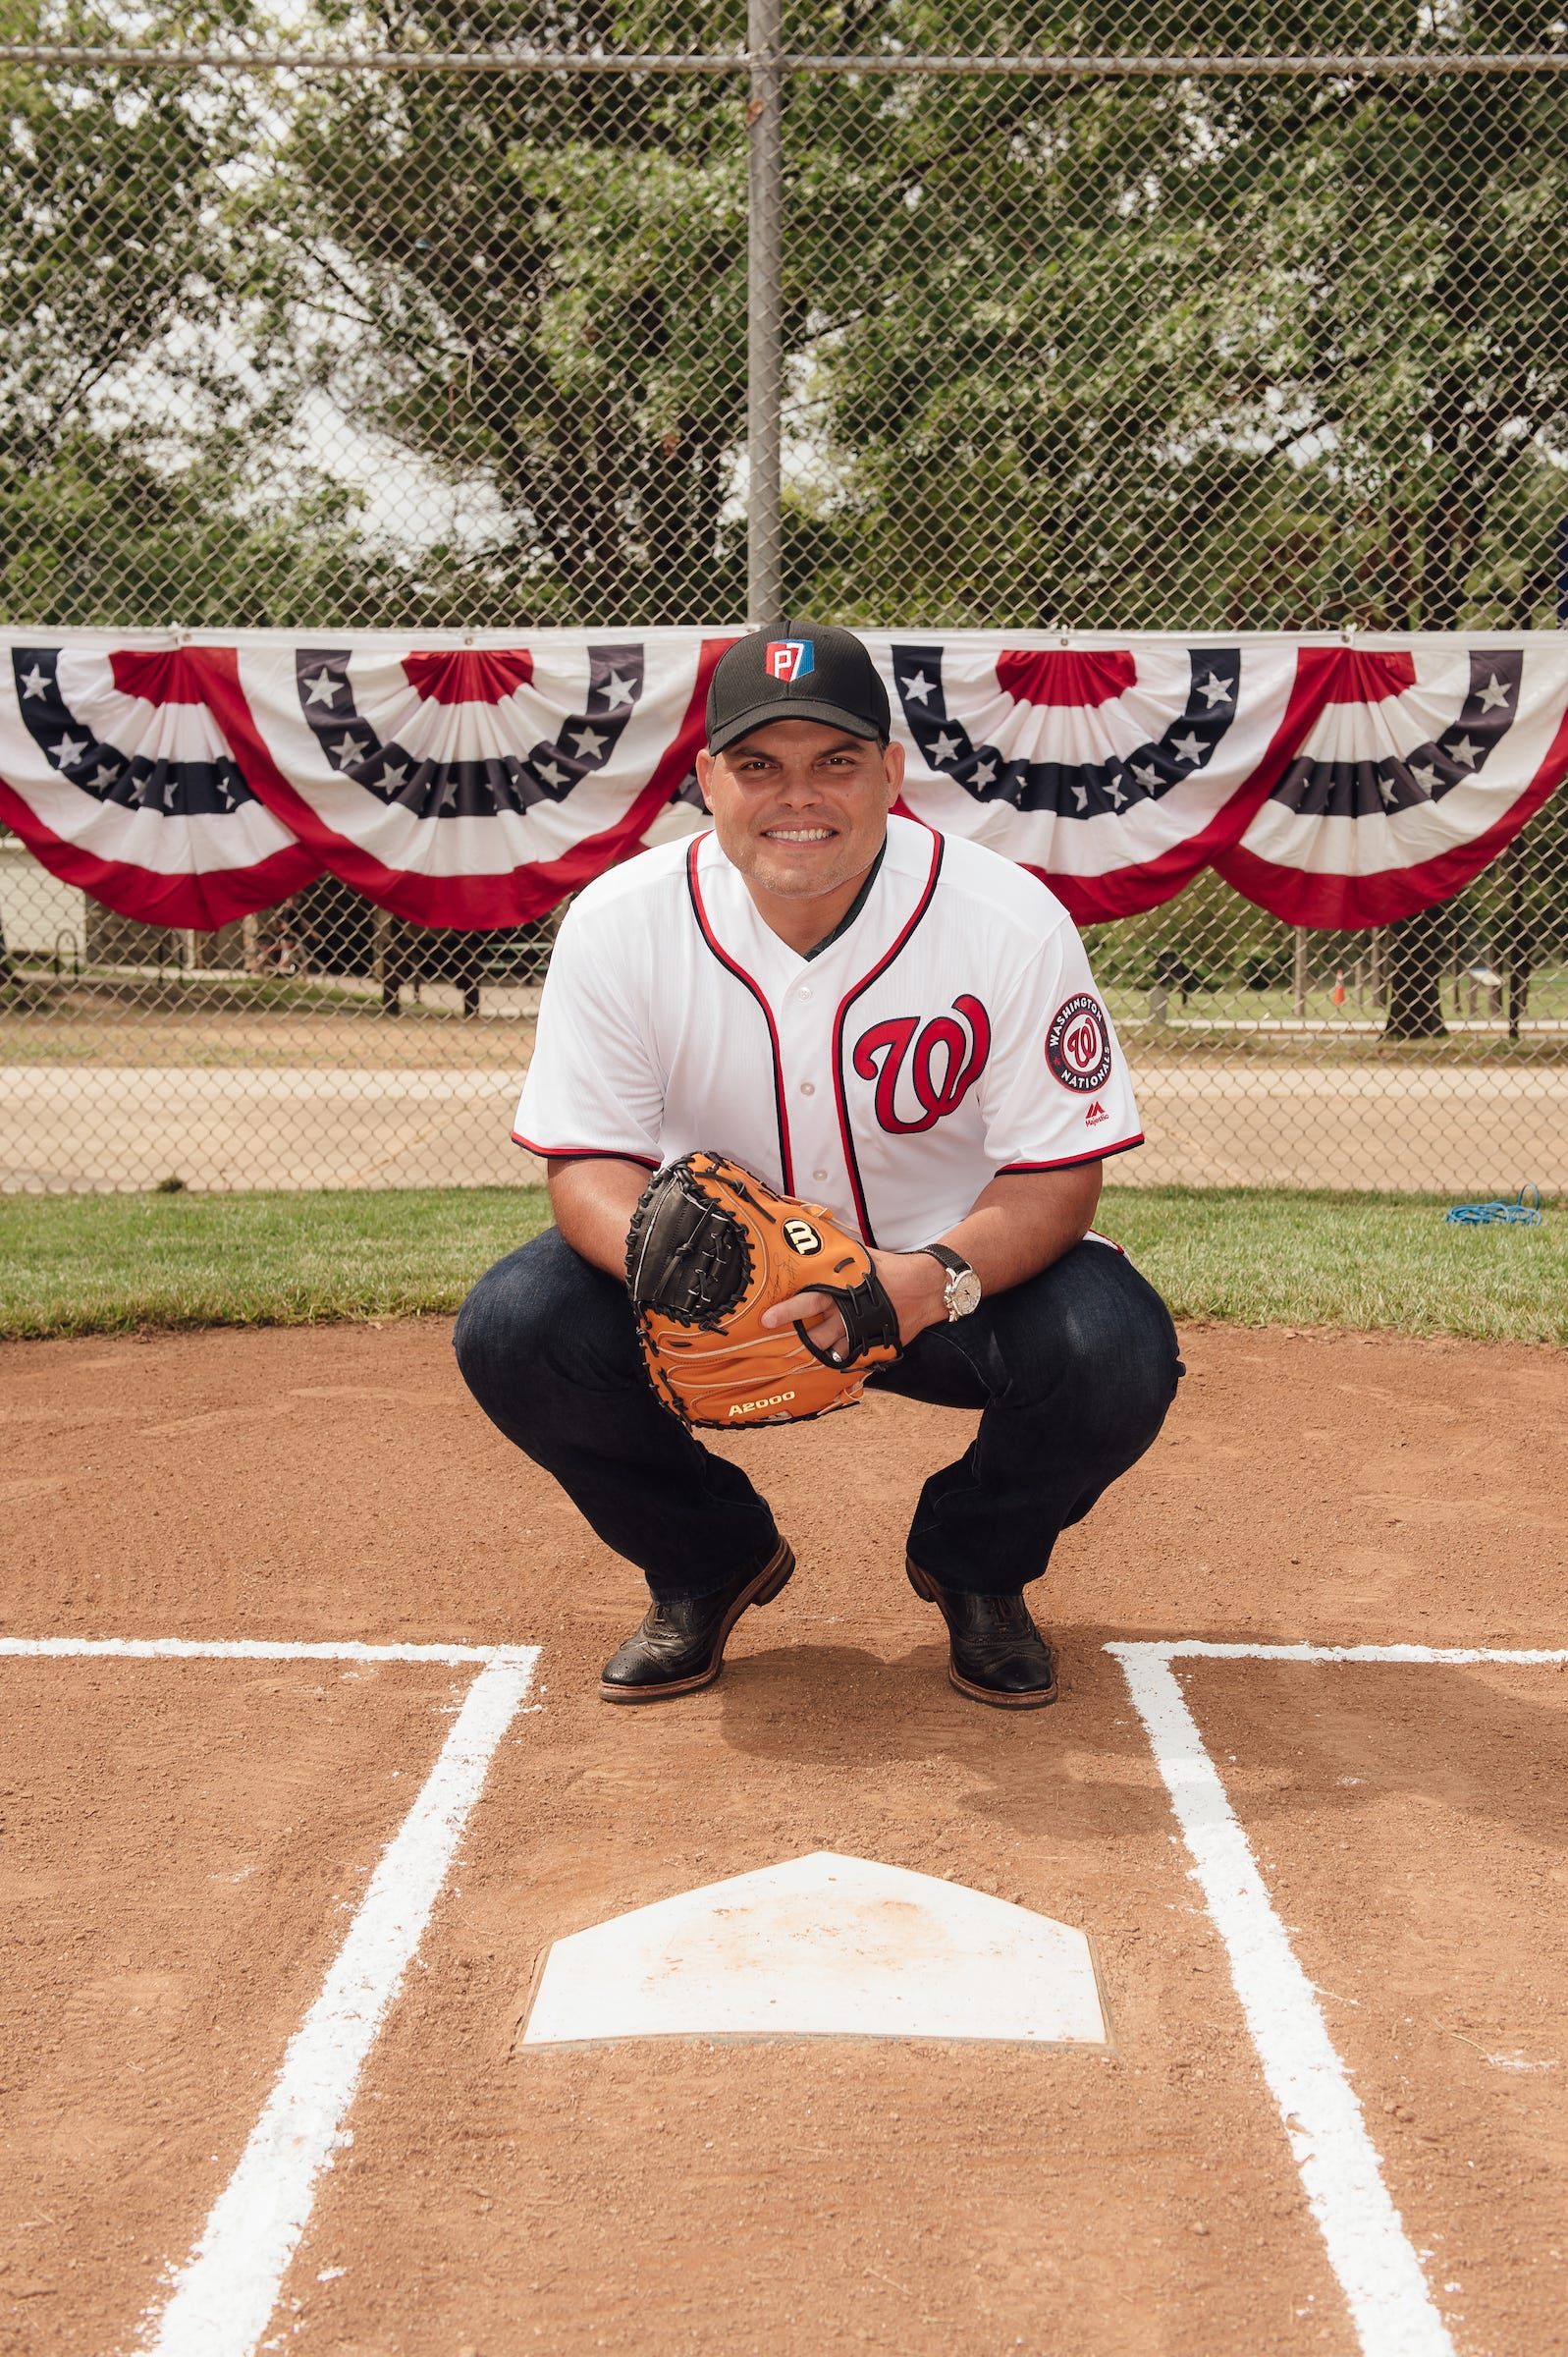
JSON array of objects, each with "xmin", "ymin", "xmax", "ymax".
[
  {"xmin": 255, "ymin": 0, "xmax": 752, "ymax": 624},
  {"xmin": 0, "ymin": 4, "xmax": 410, "ymax": 625},
  {"xmin": 780, "ymin": 2, "xmax": 1568, "ymax": 629},
  {"xmin": 8, "ymin": 2, "xmax": 1568, "ymax": 636}
]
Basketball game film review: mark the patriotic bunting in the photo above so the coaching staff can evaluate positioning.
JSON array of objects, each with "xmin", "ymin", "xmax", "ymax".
[
  {"xmin": 871, "ymin": 632, "xmax": 1316, "ymax": 921},
  {"xmin": 200, "ymin": 630, "xmax": 732, "ymax": 927},
  {"xmin": 1214, "ymin": 639, "xmax": 1568, "ymax": 927},
  {"xmin": 2, "ymin": 629, "xmax": 1565, "ymax": 931},
  {"xmin": 0, "ymin": 638, "xmax": 318, "ymax": 927}
]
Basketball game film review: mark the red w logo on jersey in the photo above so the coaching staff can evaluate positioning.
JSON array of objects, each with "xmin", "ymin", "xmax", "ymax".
[{"xmin": 852, "ymin": 996, "xmax": 991, "ymax": 1134}]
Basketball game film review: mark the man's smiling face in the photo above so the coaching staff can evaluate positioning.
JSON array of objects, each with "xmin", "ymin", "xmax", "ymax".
[{"xmin": 695, "ymin": 718, "xmax": 905, "ymax": 904}]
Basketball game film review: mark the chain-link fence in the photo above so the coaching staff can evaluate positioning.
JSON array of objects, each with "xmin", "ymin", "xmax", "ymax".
[{"xmin": 3, "ymin": 11, "xmax": 1567, "ymax": 1193}]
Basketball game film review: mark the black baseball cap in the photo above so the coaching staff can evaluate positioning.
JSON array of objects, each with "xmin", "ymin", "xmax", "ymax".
[{"xmin": 705, "ymin": 621, "xmax": 892, "ymax": 755}]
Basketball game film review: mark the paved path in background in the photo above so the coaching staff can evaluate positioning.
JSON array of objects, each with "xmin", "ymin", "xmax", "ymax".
[
  {"xmin": 3, "ymin": 1061, "xmax": 1564, "ymax": 1193},
  {"xmin": 0, "ymin": 1069, "xmax": 543, "ymax": 1192},
  {"xmin": 1131, "ymin": 1060, "xmax": 1568, "ymax": 1192}
]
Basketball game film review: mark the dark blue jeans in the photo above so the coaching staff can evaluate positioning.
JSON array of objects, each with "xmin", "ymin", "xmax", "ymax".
[{"xmin": 454, "ymin": 1228, "xmax": 1181, "ymax": 1602}]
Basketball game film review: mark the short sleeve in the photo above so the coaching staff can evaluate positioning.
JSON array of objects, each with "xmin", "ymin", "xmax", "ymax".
[
  {"xmin": 977, "ymin": 920, "xmax": 1143, "ymax": 1173},
  {"xmin": 513, "ymin": 904, "xmax": 664, "ymax": 1165}
]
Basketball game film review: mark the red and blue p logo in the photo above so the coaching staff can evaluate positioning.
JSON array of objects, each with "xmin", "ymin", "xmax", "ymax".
[{"xmin": 765, "ymin": 639, "xmax": 814, "ymax": 682}]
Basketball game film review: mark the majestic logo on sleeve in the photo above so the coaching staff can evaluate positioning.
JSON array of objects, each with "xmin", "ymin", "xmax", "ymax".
[
  {"xmin": 852, "ymin": 997, "xmax": 991, "ymax": 1134},
  {"xmin": 766, "ymin": 640, "xmax": 814, "ymax": 682},
  {"xmin": 1046, "ymin": 995, "xmax": 1113, "ymax": 1093}
]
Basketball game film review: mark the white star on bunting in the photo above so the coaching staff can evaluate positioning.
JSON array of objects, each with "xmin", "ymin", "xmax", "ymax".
[
  {"xmin": 1196, "ymin": 671, "xmax": 1231, "ymax": 707},
  {"xmin": 1132, "ymin": 760, "xmax": 1161, "ymax": 789},
  {"xmin": 1407, "ymin": 760, "xmax": 1440, "ymax": 795},
  {"xmin": 18, "ymin": 664, "xmax": 48, "ymax": 700},
  {"xmin": 1476, "ymin": 673, "xmax": 1512, "ymax": 712},
  {"xmin": 928, "ymin": 731, "xmax": 961, "ymax": 764},
  {"xmin": 571, "ymin": 725, "xmax": 608, "ymax": 758},
  {"xmin": 602, "ymin": 672, "xmax": 636, "ymax": 710},
  {"xmin": 1071, "ymin": 785, "xmax": 1089, "ymax": 811},
  {"xmin": 972, "ymin": 756, "xmax": 998, "ymax": 787},
  {"xmin": 303, "ymin": 670, "xmax": 342, "ymax": 707},
  {"xmin": 899, "ymin": 672, "xmax": 935, "ymax": 704},
  {"xmin": 52, "ymin": 733, "xmax": 87, "ymax": 767},
  {"xmin": 1170, "ymin": 731, "xmax": 1205, "ymax": 764},
  {"xmin": 1446, "ymin": 735, "xmax": 1480, "ymax": 769},
  {"xmin": 536, "ymin": 759, "xmax": 568, "ymax": 790}
]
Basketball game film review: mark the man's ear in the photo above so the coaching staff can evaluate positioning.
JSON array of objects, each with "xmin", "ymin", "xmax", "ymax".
[
  {"xmin": 694, "ymin": 748, "xmax": 717, "ymax": 811},
  {"xmin": 882, "ymin": 740, "xmax": 906, "ymax": 798}
]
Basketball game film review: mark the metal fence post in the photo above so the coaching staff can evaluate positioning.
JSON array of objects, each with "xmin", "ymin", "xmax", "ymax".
[{"xmin": 746, "ymin": 0, "xmax": 784, "ymax": 630}]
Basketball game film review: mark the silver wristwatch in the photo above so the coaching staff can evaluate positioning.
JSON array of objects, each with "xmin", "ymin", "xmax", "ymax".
[{"xmin": 918, "ymin": 1243, "xmax": 982, "ymax": 1320}]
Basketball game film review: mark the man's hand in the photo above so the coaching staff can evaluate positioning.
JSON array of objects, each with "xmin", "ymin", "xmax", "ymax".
[
  {"xmin": 761, "ymin": 1160, "xmax": 1104, "ymax": 1357},
  {"xmin": 762, "ymin": 1247, "xmax": 946, "ymax": 1357}
]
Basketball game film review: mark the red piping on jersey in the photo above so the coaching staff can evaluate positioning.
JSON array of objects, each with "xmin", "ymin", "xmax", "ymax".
[
  {"xmin": 684, "ymin": 837, "xmax": 794, "ymax": 1191},
  {"xmin": 513, "ymin": 1131, "xmax": 659, "ymax": 1168},
  {"xmin": 999, "ymin": 1131, "xmax": 1143, "ymax": 1174},
  {"xmin": 829, "ymin": 829, "xmax": 945, "ymax": 1245}
]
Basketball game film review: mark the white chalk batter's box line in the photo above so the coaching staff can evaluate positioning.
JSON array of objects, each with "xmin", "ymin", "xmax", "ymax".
[
  {"xmin": 1108, "ymin": 1639, "xmax": 1568, "ymax": 2357},
  {"xmin": 3, "ymin": 1634, "xmax": 1563, "ymax": 2357}
]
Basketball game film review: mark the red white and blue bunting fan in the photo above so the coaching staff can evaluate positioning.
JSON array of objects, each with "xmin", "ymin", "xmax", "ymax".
[
  {"xmin": 1216, "ymin": 639, "xmax": 1568, "ymax": 928},
  {"xmin": 0, "ymin": 640, "xmax": 319, "ymax": 926},
  {"xmin": 869, "ymin": 633, "xmax": 1320, "ymax": 921},
  {"xmin": 197, "ymin": 630, "xmax": 734, "ymax": 927},
  {"xmin": 2, "ymin": 630, "xmax": 1566, "ymax": 931}
]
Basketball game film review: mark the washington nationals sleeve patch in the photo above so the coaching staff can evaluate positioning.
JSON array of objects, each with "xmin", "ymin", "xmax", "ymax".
[{"xmin": 1046, "ymin": 993, "xmax": 1114, "ymax": 1093}]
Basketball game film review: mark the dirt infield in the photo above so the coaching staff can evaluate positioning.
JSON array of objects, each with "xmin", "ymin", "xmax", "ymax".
[{"xmin": 2, "ymin": 1316, "xmax": 1565, "ymax": 2355}]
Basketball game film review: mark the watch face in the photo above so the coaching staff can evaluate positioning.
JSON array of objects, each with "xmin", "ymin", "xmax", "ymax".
[{"xmin": 948, "ymin": 1269, "xmax": 983, "ymax": 1317}]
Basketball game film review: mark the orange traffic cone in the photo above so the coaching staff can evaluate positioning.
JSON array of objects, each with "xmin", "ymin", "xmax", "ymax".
[{"xmin": 1332, "ymin": 968, "xmax": 1345, "ymax": 1006}]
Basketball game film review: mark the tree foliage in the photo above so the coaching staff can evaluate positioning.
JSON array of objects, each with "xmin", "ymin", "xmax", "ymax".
[
  {"xmin": 784, "ymin": 4, "xmax": 1568, "ymax": 626},
  {"xmin": 4, "ymin": 4, "xmax": 1567, "ymax": 630}
]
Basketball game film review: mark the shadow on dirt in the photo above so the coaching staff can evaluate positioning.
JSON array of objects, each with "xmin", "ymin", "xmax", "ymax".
[{"xmin": 713, "ymin": 1632, "xmax": 1170, "ymax": 1844}]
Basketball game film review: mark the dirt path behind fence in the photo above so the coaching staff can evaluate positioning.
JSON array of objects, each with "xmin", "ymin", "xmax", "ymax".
[{"xmin": 5, "ymin": 1058, "xmax": 1568, "ymax": 1192}]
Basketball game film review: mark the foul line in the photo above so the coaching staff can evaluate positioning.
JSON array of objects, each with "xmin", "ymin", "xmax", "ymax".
[
  {"xmin": 1138, "ymin": 1640, "xmax": 1568, "ymax": 1666},
  {"xmin": 107, "ymin": 1641, "xmax": 543, "ymax": 2357},
  {"xmin": 0, "ymin": 1635, "xmax": 527, "ymax": 1665},
  {"xmin": 1106, "ymin": 1639, "xmax": 1568, "ymax": 2357}
]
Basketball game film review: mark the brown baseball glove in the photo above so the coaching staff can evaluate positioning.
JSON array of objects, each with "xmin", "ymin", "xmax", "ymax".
[{"xmin": 625, "ymin": 1150, "xmax": 904, "ymax": 1428}]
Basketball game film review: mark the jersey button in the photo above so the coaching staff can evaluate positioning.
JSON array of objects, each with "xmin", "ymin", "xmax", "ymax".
[
  {"xmin": 813, "ymin": 1168, "xmax": 829, "ymax": 1180},
  {"xmin": 799, "ymin": 1080, "xmax": 816, "ymax": 1095}
]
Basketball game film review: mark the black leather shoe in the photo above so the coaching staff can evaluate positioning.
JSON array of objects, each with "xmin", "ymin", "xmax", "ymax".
[
  {"xmin": 599, "ymin": 1536, "xmax": 795, "ymax": 1703},
  {"xmin": 906, "ymin": 1554, "xmax": 1057, "ymax": 1709}
]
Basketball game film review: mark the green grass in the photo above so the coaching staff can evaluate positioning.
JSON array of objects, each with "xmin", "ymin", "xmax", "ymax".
[
  {"xmin": 1101, "ymin": 1187, "xmax": 1563, "ymax": 1343},
  {"xmin": 0, "ymin": 1186, "xmax": 552, "ymax": 1341},
  {"xmin": 0, "ymin": 1183, "xmax": 1560, "ymax": 1345}
]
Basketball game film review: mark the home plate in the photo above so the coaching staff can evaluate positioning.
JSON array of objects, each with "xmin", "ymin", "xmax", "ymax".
[{"xmin": 518, "ymin": 1851, "xmax": 1108, "ymax": 2047}]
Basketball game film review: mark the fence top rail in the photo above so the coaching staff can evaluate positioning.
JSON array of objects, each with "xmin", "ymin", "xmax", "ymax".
[{"xmin": 5, "ymin": 42, "xmax": 1568, "ymax": 75}]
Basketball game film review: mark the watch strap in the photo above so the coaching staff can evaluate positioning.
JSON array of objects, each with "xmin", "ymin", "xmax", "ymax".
[{"xmin": 917, "ymin": 1243, "xmax": 972, "ymax": 1284}]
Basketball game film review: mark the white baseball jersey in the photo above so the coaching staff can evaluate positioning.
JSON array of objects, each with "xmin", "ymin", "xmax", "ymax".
[{"xmin": 514, "ymin": 813, "xmax": 1142, "ymax": 1251}]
